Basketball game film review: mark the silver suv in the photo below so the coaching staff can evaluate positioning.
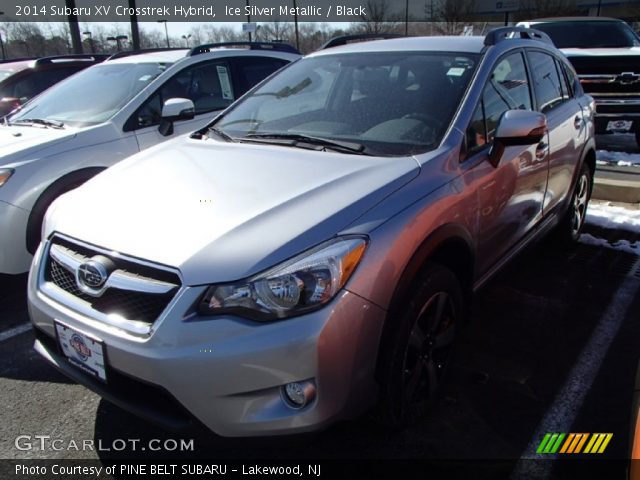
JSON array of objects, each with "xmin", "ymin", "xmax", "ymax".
[
  {"xmin": 29, "ymin": 28, "xmax": 595, "ymax": 436},
  {"xmin": 0, "ymin": 44, "xmax": 298, "ymax": 275}
]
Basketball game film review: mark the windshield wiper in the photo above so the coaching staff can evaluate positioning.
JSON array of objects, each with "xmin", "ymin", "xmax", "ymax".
[
  {"xmin": 242, "ymin": 133, "xmax": 367, "ymax": 154},
  {"xmin": 12, "ymin": 118, "xmax": 64, "ymax": 129}
]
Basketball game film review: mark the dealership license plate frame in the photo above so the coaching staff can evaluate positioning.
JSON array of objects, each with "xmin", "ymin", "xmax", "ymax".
[
  {"xmin": 606, "ymin": 120, "xmax": 633, "ymax": 132},
  {"xmin": 54, "ymin": 320, "xmax": 108, "ymax": 383}
]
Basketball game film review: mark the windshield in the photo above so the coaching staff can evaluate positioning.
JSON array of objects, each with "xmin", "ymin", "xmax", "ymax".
[
  {"xmin": 214, "ymin": 52, "xmax": 478, "ymax": 156},
  {"xmin": 534, "ymin": 21, "xmax": 640, "ymax": 48},
  {"xmin": 9, "ymin": 62, "xmax": 170, "ymax": 127}
]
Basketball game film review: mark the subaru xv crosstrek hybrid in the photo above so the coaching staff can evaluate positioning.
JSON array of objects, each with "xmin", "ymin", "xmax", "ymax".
[{"xmin": 29, "ymin": 29, "xmax": 596, "ymax": 436}]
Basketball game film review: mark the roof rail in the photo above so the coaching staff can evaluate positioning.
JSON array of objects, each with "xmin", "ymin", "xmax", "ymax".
[
  {"xmin": 34, "ymin": 54, "xmax": 110, "ymax": 65},
  {"xmin": 320, "ymin": 33, "xmax": 404, "ymax": 50},
  {"xmin": 484, "ymin": 27, "xmax": 554, "ymax": 47},
  {"xmin": 188, "ymin": 41, "xmax": 300, "ymax": 56},
  {"xmin": 107, "ymin": 48, "xmax": 187, "ymax": 61}
]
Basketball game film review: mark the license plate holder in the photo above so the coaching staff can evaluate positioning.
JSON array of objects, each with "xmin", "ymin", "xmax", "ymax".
[
  {"xmin": 606, "ymin": 120, "xmax": 633, "ymax": 132},
  {"xmin": 55, "ymin": 321, "xmax": 107, "ymax": 383}
]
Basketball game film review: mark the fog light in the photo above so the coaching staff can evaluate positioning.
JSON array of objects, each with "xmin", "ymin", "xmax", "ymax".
[{"xmin": 283, "ymin": 380, "xmax": 316, "ymax": 408}]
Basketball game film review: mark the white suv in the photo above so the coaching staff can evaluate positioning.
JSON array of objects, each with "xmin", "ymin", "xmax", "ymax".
[{"xmin": 0, "ymin": 44, "xmax": 299, "ymax": 274}]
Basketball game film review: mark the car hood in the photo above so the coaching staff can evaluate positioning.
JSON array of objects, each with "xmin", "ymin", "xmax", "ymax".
[
  {"xmin": 48, "ymin": 137, "xmax": 420, "ymax": 285},
  {"xmin": 561, "ymin": 47, "xmax": 640, "ymax": 57},
  {"xmin": 0, "ymin": 124, "xmax": 76, "ymax": 165}
]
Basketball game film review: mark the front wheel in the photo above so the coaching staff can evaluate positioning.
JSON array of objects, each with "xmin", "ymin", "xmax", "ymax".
[{"xmin": 375, "ymin": 263, "xmax": 463, "ymax": 429}]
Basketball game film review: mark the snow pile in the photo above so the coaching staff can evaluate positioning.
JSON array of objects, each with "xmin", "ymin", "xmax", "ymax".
[
  {"xmin": 583, "ymin": 202, "xmax": 640, "ymax": 255},
  {"xmin": 580, "ymin": 233, "xmax": 639, "ymax": 255},
  {"xmin": 596, "ymin": 150, "xmax": 640, "ymax": 167},
  {"xmin": 586, "ymin": 202, "xmax": 640, "ymax": 230}
]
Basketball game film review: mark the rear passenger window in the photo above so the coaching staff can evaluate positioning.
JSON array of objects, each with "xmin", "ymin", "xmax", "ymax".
[
  {"xmin": 556, "ymin": 61, "xmax": 570, "ymax": 100},
  {"xmin": 561, "ymin": 62, "xmax": 579, "ymax": 97},
  {"xmin": 528, "ymin": 51, "xmax": 564, "ymax": 113}
]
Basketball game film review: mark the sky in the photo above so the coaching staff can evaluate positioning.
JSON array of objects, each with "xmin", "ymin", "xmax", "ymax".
[{"xmin": 76, "ymin": 21, "xmax": 351, "ymax": 39}]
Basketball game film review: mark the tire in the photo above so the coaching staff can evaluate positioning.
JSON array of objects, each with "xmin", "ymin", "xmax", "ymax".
[
  {"xmin": 375, "ymin": 263, "xmax": 463, "ymax": 429},
  {"xmin": 555, "ymin": 163, "xmax": 592, "ymax": 245}
]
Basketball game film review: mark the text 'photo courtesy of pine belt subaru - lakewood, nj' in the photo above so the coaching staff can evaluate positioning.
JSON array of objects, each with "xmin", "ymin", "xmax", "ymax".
[
  {"xmin": 0, "ymin": 43, "xmax": 300, "ymax": 275},
  {"xmin": 28, "ymin": 28, "xmax": 596, "ymax": 437}
]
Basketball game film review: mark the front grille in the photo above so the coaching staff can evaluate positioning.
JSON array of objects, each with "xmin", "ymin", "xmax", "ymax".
[
  {"xmin": 595, "ymin": 102, "xmax": 640, "ymax": 115},
  {"xmin": 44, "ymin": 236, "xmax": 180, "ymax": 326}
]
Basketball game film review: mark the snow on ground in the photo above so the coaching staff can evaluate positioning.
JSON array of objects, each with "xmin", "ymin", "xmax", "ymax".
[
  {"xmin": 583, "ymin": 201, "xmax": 640, "ymax": 255},
  {"xmin": 580, "ymin": 233, "xmax": 640, "ymax": 255},
  {"xmin": 587, "ymin": 202, "xmax": 640, "ymax": 229},
  {"xmin": 596, "ymin": 149, "xmax": 640, "ymax": 167}
]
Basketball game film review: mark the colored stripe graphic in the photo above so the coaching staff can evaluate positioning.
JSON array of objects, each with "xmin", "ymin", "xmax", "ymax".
[{"xmin": 538, "ymin": 433, "xmax": 613, "ymax": 454}]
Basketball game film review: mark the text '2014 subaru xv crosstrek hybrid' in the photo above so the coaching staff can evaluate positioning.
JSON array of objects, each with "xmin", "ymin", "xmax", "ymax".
[{"xmin": 29, "ymin": 28, "xmax": 596, "ymax": 436}]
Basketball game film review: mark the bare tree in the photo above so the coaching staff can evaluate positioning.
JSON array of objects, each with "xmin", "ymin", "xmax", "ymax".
[
  {"xmin": 516, "ymin": 0, "xmax": 582, "ymax": 20},
  {"xmin": 352, "ymin": 0, "xmax": 401, "ymax": 34},
  {"xmin": 434, "ymin": 0, "xmax": 476, "ymax": 35},
  {"xmin": 259, "ymin": 21, "xmax": 294, "ymax": 43}
]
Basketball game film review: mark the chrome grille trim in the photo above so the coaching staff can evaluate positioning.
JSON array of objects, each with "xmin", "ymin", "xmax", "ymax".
[
  {"xmin": 50, "ymin": 244, "xmax": 179, "ymax": 296},
  {"xmin": 39, "ymin": 234, "xmax": 184, "ymax": 337}
]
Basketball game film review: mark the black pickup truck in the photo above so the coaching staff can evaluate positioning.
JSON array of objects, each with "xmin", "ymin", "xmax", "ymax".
[{"xmin": 518, "ymin": 17, "xmax": 640, "ymax": 146}]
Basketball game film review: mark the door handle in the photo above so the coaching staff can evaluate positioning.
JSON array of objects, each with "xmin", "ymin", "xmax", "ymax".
[
  {"xmin": 574, "ymin": 115, "xmax": 582, "ymax": 129},
  {"xmin": 535, "ymin": 141, "xmax": 549, "ymax": 161}
]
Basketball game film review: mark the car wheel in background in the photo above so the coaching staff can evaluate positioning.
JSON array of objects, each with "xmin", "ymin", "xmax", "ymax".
[{"xmin": 555, "ymin": 163, "xmax": 592, "ymax": 245}]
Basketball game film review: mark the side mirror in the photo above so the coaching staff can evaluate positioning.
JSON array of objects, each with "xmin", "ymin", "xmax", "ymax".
[
  {"xmin": 159, "ymin": 97, "xmax": 195, "ymax": 136},
  {"xmin": 0, "ymin": 97, "xmax": 23, "ymax": 114},
  {"xmin": 488, "ymin": 110, "xmax": 547, "ymax": 167}
]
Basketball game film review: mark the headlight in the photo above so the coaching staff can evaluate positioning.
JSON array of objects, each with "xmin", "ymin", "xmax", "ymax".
[
  {"xmin": 198, "ymin": 236, "xmax": 368, "ymax": 321},
  {"xmin": 0, "ymin": 168, "xmax": 13, "ymax": 187}
]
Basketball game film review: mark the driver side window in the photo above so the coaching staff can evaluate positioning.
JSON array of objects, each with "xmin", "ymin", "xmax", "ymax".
[
  {"xmin": 129, "ymin": 61, "xmax": 233, "ymax": 130},
  {"xmin": 466, "ymin": 51, "xmax": 532, "ymax": 153}
]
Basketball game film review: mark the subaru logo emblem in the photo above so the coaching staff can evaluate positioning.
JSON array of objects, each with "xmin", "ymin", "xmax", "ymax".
[{"xmin": 76, "ymin": 258, "xmax": 109, "ymax": 292}]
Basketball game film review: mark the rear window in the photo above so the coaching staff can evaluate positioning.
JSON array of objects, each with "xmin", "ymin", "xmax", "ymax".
[{"xmin": 534, "ymin": 21, "xmax": 640, "ymax": 48}]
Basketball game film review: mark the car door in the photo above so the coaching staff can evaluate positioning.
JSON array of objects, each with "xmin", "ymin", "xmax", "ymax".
[
  {"xmin": 526, "ymin": 50, "xmax": 585, "ymax": 214},
  {"xmin": 463, "ymin": 51, "xmax": 550, "ymax": 273},
  {"xmin": 129, "ymin": 60, "xmax": 237, "ymax": 151}
]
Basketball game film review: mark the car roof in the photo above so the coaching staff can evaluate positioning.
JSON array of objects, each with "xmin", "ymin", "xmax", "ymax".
[
  {"xmin": 106, "ymin": 49, "xmax": 190, "ymax": 64},
  {"xmin": 310, "ymin": 36, "xmax": 486, "ymax": 57},
  {"xmin": 0, "ymin": 60, "xmax": 33, "ymax": 72},
  {"xmin": 521, "ymin": 16, "xmax": 624, "ymax": 24},
  {"xmin": 106, "ymin": 47, "xmax": 299, "ymax": 66}
]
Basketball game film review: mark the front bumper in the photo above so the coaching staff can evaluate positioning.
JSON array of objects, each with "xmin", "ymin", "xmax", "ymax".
[
  {"xmin": 28, "ymin": 245, "xmax": 386, "ymax": 436},
  {"xmin": 593, "ymin": 98, "xmax": 640, "ymax": 135},
  {"xmin": 0, "ymin": 200, "xmax": 33, "ymax": 274}
]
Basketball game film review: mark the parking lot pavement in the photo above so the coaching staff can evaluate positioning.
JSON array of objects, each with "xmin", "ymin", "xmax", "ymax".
[{"xmin": 0, "ymin": 206, "xmax": 638, "ymax": 476}]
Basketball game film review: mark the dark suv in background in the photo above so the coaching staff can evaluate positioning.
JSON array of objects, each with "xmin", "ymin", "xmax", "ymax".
[
  {"xmin": 518, "ymin": 17, "xmax": 640, "ymax": 146},
  {"xmin": 0, "ymin": 54, "xmax": 108, "ymax": 115}
]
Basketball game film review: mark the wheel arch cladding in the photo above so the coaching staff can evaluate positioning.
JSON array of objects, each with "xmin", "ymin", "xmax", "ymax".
[
  {"xmin": 374, "ymin": 224, "xmax": 475, "ymax": 379},
  {"xmin": 26, "ymin": 167, "xmax": 106, "ymax": 254}
]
